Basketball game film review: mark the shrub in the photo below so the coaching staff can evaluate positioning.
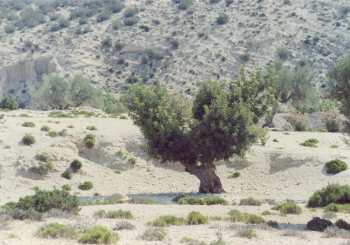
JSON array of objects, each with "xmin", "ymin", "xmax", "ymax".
[
  {"xmin": 124, "ymin": 7, "xmax": 139, "ymax": 17},
  {"xmin": 78, "ymin": 226, "xmax": 119, "ymax": 244},
  {"xmin": 146, "ymin": 50, "xmax": 165, "ymax": 60},
  {"xmin": 62, "ymin": 184, "xmax": 71, "ymax": 191},
  {"xmin": 24, "ymin": 40, "xmax": 33, "ymax": 48},
  {"xmin": 225, "ymin": 0, "xmax": 234, "ymax": 5},
  {"xmin": 48, "ymin": 131, "xmax": 59, "ymax": 137},
  {"xmin": 284, "ymin": 107, "xmax": 309, "ymax": 131},
  {"xmin": 84, "ymin": 134, "xmax": 95, "ymax": 148},
  {"xmin": 186, "ymin": 211, "xmax": 208, "ymax": 225},
  {"xmin": 323, "ymin": 226, "xmax": 350, "ymax": 238},
  {"xmin": 128, "ymin": 157, "xmax": 137, "ymax": 165},
  {"xmin": 239, "ymin": 51, "xmax": 251, "ymax": 62},
  {"xmin": 227, "ymin": 209, "xmax": 245, "ymax": 222},
  {"xmin": 321, "ymin": 109, "xmax": 345, "ymax": 132},
  {"xmin": 96, "ymin": 10, "xmax": 111, "ymax": 23},
  {"xmin": 115, "ymin": 42, "xmax": 123, "ymax": 51},
  {"xmin": 236, "ymin": 226, "xmax": 256, "ymax": 238},
  {"xmin": 41, "ymin": 125, "xmax": 50, "ymax": 131},
  {"xmin": 240, "ymin": 197, "xmax": 261, "ymax": 206},
  {"xmin": 267, "ymin": 220, "xmax": 279, "ymax": 229},
  {"xmin": 255, "ymin": 127, "xmax": 269, "ymax": 145},
  {"xmin": 261, "ymin": 210, "xmax": 272, "ymax": 215},
  {"xmin": 142, "ymin": 227, "xmax": 166, "ymax": 241},
  {"xmin": 172, "ymin": 195, "xmax": 185, "ymax": 202},
  {"xmin": 197, "ymin": 32, "xmax": 209, "ymax": 39},
  {"xmin": 331, "ymin": 145, "xmax": 338, "ymax": 148},
  {"xmin": 101, "ymin": 36, "xmax": 112, "ymax": 47},
  {"xmin": 109, "ymin": 1, "xmax": 125, "ymax": 13},
  {"xmin": 151, "ymin": 215, "xmax": 186, "ymax": 227},
  {"xmin": 340, "ymin": 5, "xmax": 350, "ymax": 16},
  {"xmin": 178, "ymin": 0, "xmax": 193, "ymax": 10},
  {"xmin": 79, "ymin": 181, "xmax": 93, "ymax": 190},
  {"xmin": 114, "ymin": 220, "xmax": 135, "ymax": 230},
  {"xmin": 323, "ymin": 212, "xmax": 337, "ymax": 219},
  {"xmin": 129, "ymin": 197, "xmax": 158, "ymax": 204},
  {"xmin": 22, "ymin": 135, "xmax": 36, "ymax": 145},
  {"xmin": 4, "ymin": 189, "xmax": 80, "ymax": 214},
  {"xmin": 4, "ymin": 208, "xmax": 45, "ymax": 221},
  {"xmin": 273, "ymin": 138, "xmax": 279, "ymax": 142},
  {"xmin": 105, "ymin": 210, "xmax": 133, "ymax": 219},
  {"xmin": 325, "ymin": 159, "xmax": 348, "ymax": 174},
  {"xmin": 277, "ymin": 46, "xmax": 290, "ymax": 59},
  {"xmin": 244, "ymin": 213, "xmax": 266, "ymax": 224},
  {"xmin": 38, "ymin": 223, "xmax": 76, "ymax": 239},
  {"xmin": 307, "ymin": 183, "xmax": 350, "ymax": 207},
  {"xmin": 31, "ymin": 153, "xmax": 54, "ymax": 176},
  {"xmin": 272, "ymin": 202, "xmax": 302, "ymax": 215},
  {"xmin": 114, "ymin": 170, "xmax": 121, "ymax": 174},
  {"xmin": 0, "ymin": 96, "xmax": 18, "ymax": 110},
  {"xmin": 4, "ymin": 24, "xmax": 15, "ymax": 33},
  {"xmin": 22, "ymin": 122, "xmax": 35, "ymax": 127},
  {"xmin": 324, "ymin": 203, "xmax": 350, "ymax": 213},
  {"xmin": 232, "ymin": 172, "xmax": 240, "ymax": 178},
  {"xmin": 335, "ymin": 219, "xmax": 350, "ymax": 230},
  {"xmin": 70, "ymin": 159, "xmax": 83, "ymax": 172},
  {"xmin": 124, "ymin": 17, "xmax": 138, "ymax": 26},
  {"xmin": 203, "ymin": 196, "xmax": 229, "ymax": 205},
  {"xmin": 86, "ymin": 126, "xmax": 97, "ymax": 130},
  {"xmin": 139, "ymin": 25, "xmax": 150, "ymax": 32},
  {"xmin": 170, "ymin": 38, "xmax": 180, "ymax": 48},
  {"xmin": 61, "ymin": 170, "xmax": 72, "ymax": 180},
  {"xmin": 178, "ymin": 197, "xmax": 204, "ymax": 205},
  {"xmin": 217, "ymin": 13, "xmax": 229, "ymax": 24},
  {"xmin": 300, "ymin": 138, "xmax": 319, "ymax": 148}
]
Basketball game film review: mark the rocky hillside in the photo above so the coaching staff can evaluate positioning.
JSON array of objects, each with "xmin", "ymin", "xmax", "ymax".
[{"xmin": 1, "ymin": 0, "xmax": 350, "ymax": 108}]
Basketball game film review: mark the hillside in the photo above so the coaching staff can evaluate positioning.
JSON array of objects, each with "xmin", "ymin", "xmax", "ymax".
[{"xmin": 1, "ymin": 0, "xmax": 350, "ymax": 108}]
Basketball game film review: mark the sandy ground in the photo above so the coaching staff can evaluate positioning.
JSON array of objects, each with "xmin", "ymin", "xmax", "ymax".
[{"xmin": 0, "ymin": 108, "xmax": 349, "ymax": 244}]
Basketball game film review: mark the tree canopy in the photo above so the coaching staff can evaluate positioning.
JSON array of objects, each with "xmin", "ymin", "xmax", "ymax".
[{"xmin": 122, "ymin": 65, "xmax": 277, "ymax": 193}]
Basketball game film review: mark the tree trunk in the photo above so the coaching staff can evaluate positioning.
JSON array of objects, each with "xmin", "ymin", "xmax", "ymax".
[{"xmin": 183, "ymin": 162, "xmax": 225, "ymax": 194}]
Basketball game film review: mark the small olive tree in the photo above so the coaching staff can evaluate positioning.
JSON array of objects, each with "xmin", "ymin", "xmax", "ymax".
[
  {"xmin": 326, "ymin": 53, "xmax": 350, "ymax": 138},
  {"xmin": 122, "ymin": 66, "xmax": 276, "ymax": 193}
]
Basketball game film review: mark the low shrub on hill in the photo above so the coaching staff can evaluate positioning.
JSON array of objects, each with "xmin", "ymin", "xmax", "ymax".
[
  {"xmin": 186, "ymin": 211, "xmax": 208, "ymax": 225},
  {"xmin": 70, "ymin": 159, "xmax": 82, "ymax": 172},
  {"xmin": 38, "ymin": 223, "xmax": 76, "ymax": 239},
  {"xmin": 272, "ymin": 202, "xmax": 302, "ymax": 215},
  {"xmin": 61, "ymin": 170, "xmax": 72, "ymax": 180},
  {"xmin": 31, "ymin": 153, "xmax": 54, "ymax": 176},
  {"xmin": 84, "ymin": 134, "xmax": 95, "ymax": 148},
  {"xmin": 217, "ymin": 13, "xmax": 228, "ymax": 24},
  {"xmin": 300, "ymin": 138, "xmax": 319, "ymax": 148},
  {"xmin": 129, "ymin": 197, "xmax": 158, "ymax": 204},
  {"xmin": 335, "ymin": 219, "xmax": 350, "ymax": 230},
  {"xmin": 79, "ymin": 181, "xmax": 93, "ymax": 190},
  {"xmin": 0, "ymin": 96, "xmax": 18, "ymax": 110},
  {"xmin": 22, "ymin": 135, "xmax": 36, "ymax": 145},
  {"xmin": 240, "ymin": 197, "xmax": 261, "ymax": 206},
  {"xmin": 78, "ymin": 226, "xmax": 119, "ymax": 244},
  {"xmin": 22, "ymin": 122, "xmax": 35, "ymax": 127},
  {"xmin": 325, "ymin": 159, "xmax": 348, "ymax": 174},
  {"xmin": 308, "ymin": 183, "xmax": 350, "ymax": 208},
  {"xmin": 141, "ymin": 227, "xmax": 166, "ymax": 241},
  {"xmin": 41, "ymin": 125, "xmax": 50, "ymax": 131},
  {"xmin": 150, "ymin": 215, "xmax": 186, "ymax": 227},
  {"xmin": 62, "ymin": 184, "xmax": 71, "ymax": 191}
]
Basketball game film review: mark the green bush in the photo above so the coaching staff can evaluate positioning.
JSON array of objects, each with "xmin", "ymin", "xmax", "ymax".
[
  {"xmin": 101, "ymin": 36, "xmax": 112, "ymax": 47},
  {"xmin": 325, "ymin": 159, "xmax": 348, "ymax": 174},
  {"xmin": 217, "ymin": 13, "xmax": 228, "ymax": 24},
  {"xmin": 2, "ymin": 189, "xmax": 80, "ymax": 214},
  {"xmin": 300, "ymin": 138, "xmax": 319, "ymax": 148},
  {"xmin": 267, "ymin": 220, "xmax": 279, "ymax": 229},
  {"xmin": 232, "ymin": 171, "xmax": 240, "ymax": 178},
  {"xmin": 128, "ymin": 157, "xmax": 136, "ymax": 165},
  {"xmin": 79, "ymin": 181, "xmax": 93, "ymax": 190},
  {"xmin": 324, "ymin": 203, "xmax": 350, "ymax": 213},
  {"xmin": 4, "ymin": 24, "xmax": 15, "ymax": 33},
  {"xmin": 129, "ymin": 197, "xmax": 158, "ymax": 204},
  {"xmin": 84, "ymin": 134, "xmax": 95, "ymax": 148},
  {"xmin": 186, "ymin": 211, "xmax": 208, "ymax": 225},
  {"xmin": 227, "ymin": 209, "xmax": 245, "ymax": 222},
  {"xmin": 243, "ymin": 213, "xmax": 266, "ymax": 224},
  {"xmin": 48, "ymin": 131, "xmax": 59, "ymax": 137},
  {"xmin": 22, "ymin": 122, "xmax": 35, "ymax": 127},
  {"xmin": 225, "ymin": 0, "xmax": 234, "ymax": 5},
  {"xmin": 106, "ymin": 210, "xmax": 133, "ymax": 219},
  {"xmin": 62, "ymin": 184, "xmax": 71, "ymax": 191},
  {"xmin": 172, "ymin": 195, "xmax": 185, "ymax": 202},
  {"xmin": 335, "ymin": 219, "xmax": 350, "ymax": 230},
  {"xmin": 31, "ymin": 153, "xmax": 54, "ymax": 176},
  {"xmin": 120, "ymin": 115, "xmax": 128, "ymax": 119},
  {"xmin": 178, "ymin": 197, "xmax": 204, "ymax": 205},
  {"xmin": 178, "ymin": 0, "xmax": 193, "ymax": 10},
  {"xmin": 239, "ymin": 197, "xmax": 261, "ymax": 206},
  {"xmin": 22, "ymin": 135, "xmax": 36, "ymax": 145},
  {"xmin": 61, "ymin": 170, "xmax": 72, "ymax": 180},
  {"xmin": 271, "ymin": 202, "xmax": 302, "ymax": 215},
  {"xmin": 170, "ymin": 38, "xmax": 180, "ymax": 48},
  {"xmin": 38, "ymin": 223, "xmax": 76, "ymax": 239},
  {"xmin": 142, "ymin": 227, "xmax": 166, "ymax": 241},
  {"xmin": 146, "ymin": 50, "xmax": 165, "ymax": 60},
  {"xmin": 70, "ymin": 159, "xmax": 82, "ymax": 172},
  {"xmin": 236, "ymin": 226, "xmax": 256, "ymax": 238},
  {"xmin": 239, "ymin": 51, "xmax": 251, "ymax": 62},
  {"xmin": 78, "ymin": 226, "xmax": 119, "ymax": 244},
  {"xmin": 203, "ymin": 196, "xmax": 228, "ymax": 205},
  {"xmin": 124, "ymin": 17, "xmax": 138, "ymax": 26},
  {"xmin": 109, "ymin": 1, "xmax": 125, "ymax": 13},
  {"xmin": 115, "ymin": 42, "xmax": 123, "ymax": 51},
  {"xmin": 261, "ymin": 210, "xmax": 272, "ymax": 215},
  {"xmin": 124, "ymin": 7, "xmax": 139, "ymax": 17},
  {"xmin": 307, "ymin": 183, "xmax": 350, "ymax": 208},
  {"xmin": 0, "ymin": 96, "xmax": 18, "ymax": 110},
  {"xmin": 96, "ymin": 10, "xmax": 111, "ymax": 23},
  {"xmin": 40, "ymin": 125, "xmax": 50, "ymax": 132},
  {"xmin": 151, "ymin": 215, "xmax": 185, "ymax": 227},
  {"xmin": 277, "ymin": 46, "xmax": 290, "ymax": 59},
  {"xmin": 114, "ymin": 220, "xmax": 135, "ymax": 230},
  {"xmin": 4, "ymin": 207, "xmax": 45, "ymax": 221}
]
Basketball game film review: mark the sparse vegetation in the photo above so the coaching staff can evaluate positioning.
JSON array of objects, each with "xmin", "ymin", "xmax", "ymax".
[
  {"xmin": 141, "ymin": 227, "xmax": 166, "ymax": 241},
  {"xmin": 78, "ymin": 226, "xmax": 119, "ymax": 244},
  {"xmin": 325, "ymin": 159, "xmax": 348, "ymax": 174},
  {"xmin": 38, "ymin": 223, "xmax": 76, "ymax": 239},
  {"xmin": 61, "ymin": 170, "xmax": 72, "ymax": 180},
  {"xmin": 129, "ymin": 197, "xmax": 158, "ymax": 204},
  {"xmin": 217, "ymin": 13, "xmax": 229, "ymax": 25},
  {"xmin": 240, "ymin": 197, "xmax": 261, "ymax": 206},
  {"xmin": 41, "ymin": 125, "xmax": 50, "ymax": 131},
  {"xmin": 22, "ymin": 122, "xmax": 35, "ymax": 127},
  {"xmin": 79, "ymin": 181, "xmax": 93, "ymax": 190},
  {"xmin": 84, "ymin": 134, "xmax": 95, "ymax": 148},
  {"xmin": 186, "ymin": 211, "xmax": 208, "ymax": 225},
  {"xmin": 300, "ymin": 138, "xmax": 319, "ymax": 148},
  {"xmin": 272, "ymin": 202, "xmax": 302, "ymax": 215},
  {"xmin": 150, "ymin": 215, "xmax": 186, "ymax": 227},
  {"xmin": 308, "ymin": 183, "xmax": 350, "ymax": 208},
  {"xmin": 22, "ymin": 135, "xmax": 36, "ymax": 145},
  {"xmin": 48, "ymin": 131, "xmax": 59, "ymax": 137}
]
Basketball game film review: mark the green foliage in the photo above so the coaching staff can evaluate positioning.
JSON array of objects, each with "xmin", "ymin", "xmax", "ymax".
[
  {"xmin": 172, "ymin": 195, "xmax": 185, "ymax": 202},
  {"xmin": 239, "ymin": 197, "xmax": 261, "ymax": 206},
  {"xmin": 239, "ymin": 50, "xmax": 251, "ymax": 62},
  {"xmin": 128, "ymin": 157, "xmax": 136, "ymax": 165},
  {"xmin": 217, "ymin": 13, "xmax": 228, "ymax": 24},
  {"xmin": 325, "ymin": 159, "xmax": 348, "ymax": 174},
  {"xmin": 335, "ymin": 219, "xmax": 350, "ymax": 230},
  {"xmin": 243, "ymin": 213, "xmax": 266, "ymax": 224},
  {"xmin": 124, "ymin": 7, "xmax": 139, "ymax": 17},
  {"xmin": 261, "ymin": 210, "xmax": 272, "ymax": 215},
  {"xmin": 4, "ymin": 24, "xmax": 15, "ymax": 33},
  {"xmin": 22, "ymin": 135, "xmax": 36, "ymax": 145},
  {"xmin": 78, "ymin": 226, "xmax": 119, "ymax": 244},
  {"xmin": 267, "ymin": 220, "xmax": 279, "ymax": 229},
  {"xmin": 170, "ymin": 38, "xmax": 180, "ymax": 48},
  {"xmin": 84, "ymin": 134, "xmax": 95, "ymax": 148},
  {"xmin": 202, "ymin": 196, "xmax": 229, "ymax": 205},
  {"xmin": 41, "ymin": 125, "xmax": 50, "ymax": 132},
  {"xmin": 178, "ymin": 0, "xmax": 193, "ymax": 10},
  {"xmin": 236, "ymin": 226, "xmax": 256, "ymax": 238},
  {"xmin": 181, "ymin": 237, "xmax": 207, "ymax": 244},
  {"xmin": 38, "ymin": 223, "xmax": 76, "ymax": 239},
  {"xmin": 300, "ymin": 138, "xmax": 319, "ymax": 147},
  {"xmin": 273, "ymin": 138, "xmax": 279, "ymax": 142},
  {"xmin": 227, "ymin": 209, "xmax": 245, "ymax": 222},
  {"xmin": 96, "ymin": 10, "xmax": 111, "ymax": 23},
  {"xmin": 31, "ymin": 153, "xmax": 54, "ymax": 176},
  {"xmin": 142, "ymin": 227, "xmax": 166, "ymax": 241},
  {"xmin": 186, "ymin": 211, "xmax": 208, "ymax": 225},
  {"xmin": 277, "ymin": 46, "xmax": 290, "ymax": 59},
  {"xmin": 62, "ymin": 184, "xmax": 71, "ymax": 191},
  {"xmin": 178, "ymin": 197, "xmax": 204, "ymax": 205},
  {"xmin": 3, "ymin": 207, "xmax": 45, "ymax": 221},
  {"xmin": 307, "ymin": 183, "xmax": 350, "ymax": 208},
  {"xmin": 79, "ymin": 181, "xmax": 93, "ymax": 190},
  {"xmin": 108, "ymin": 1, "xmax": 125, "ymax": 13},
  {"xmin": 225, "ymin": 0, "xmax": 234, "ymax": 5},
  {"xmin": 129, "ymin": 197, "xmax": 158, "ymax": 204},
  {"xmin": 101, "ymin": 36, "xmax": 112, "ymax": 47},
  {"xmin": 151, "ymin": 215, "xmax": 186, "ymax": 227},
  {"xmin": 48, "ymin": 131, "xmax": 59, "ymax": 137},
  {"xmin": 114, "ymin": 220, "xmax": 136, "ymax": 230},
  {"xmin": 16, "ymin": 6, "xmax": 46, "ymax": 29},
  {"xmin": 324, "ymin": 203, "xmax": 350, "ymax": 213},
  {"xmin": 114, "ymin": 170, "xmax": 121, "ymax": 174},
  {"xmin": 120, "ymin": 115, "xmax": 128, "ymax": 119},
  {"xmin": 22, "ymin": 122, "xmax": 35, "ymax": 127},
  {"xmin": 86, "ymin": 126, "xmax": 97, "ymax": 130},
  {"xmin": 61, "ymin": 170, "xmax": 72, "ymax": 180},
  {"xmin": 124, "ymin": 17, "xmax": 138, "ymax": 26},
  {"xmin": 232, "ymin": 172, "xmax": 240, "ymax": 178},
  {"xmin": 115, "ymin": 42, "xmax": 124, "ymax": 51},
  {"xmin": 122, "ymin": 66, "xmax": 276, "ymax": 168},
  {"xmin": 107, "ymin": 210, "xmax": 133, "ymax": 219},
  {"xmin": 146, "ymin": 50, "xmax": 165, "ymax": 60},
  {"xmin": 331, "ymin": 145, "xmax": 339, "ymax": 148},
  {"xmin": 272, "ymin": 202, "xmax": 302, "ymax": 215},
  {"xmin": 0, "ymin": 95, "xmax": 18, "ymax": 110},
  {"xmin": 3, "ymin": 189, "xmax": 80, "ymax": 214}
]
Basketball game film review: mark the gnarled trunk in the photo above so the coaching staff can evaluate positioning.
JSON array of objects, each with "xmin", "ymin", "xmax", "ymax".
[{"xmin": 183, "ymin": 162, "xmax": 225, "ymax": 194}]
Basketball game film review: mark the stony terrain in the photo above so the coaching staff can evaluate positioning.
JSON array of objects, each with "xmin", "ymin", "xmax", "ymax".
[{"xmin": 0, "ymin": 108, "xmax": 349, "ymax": 244}]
